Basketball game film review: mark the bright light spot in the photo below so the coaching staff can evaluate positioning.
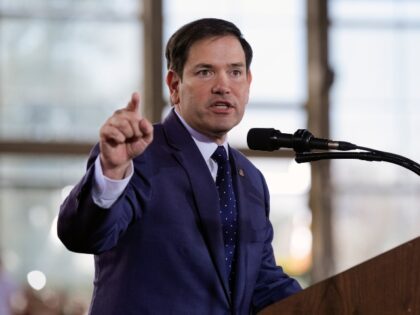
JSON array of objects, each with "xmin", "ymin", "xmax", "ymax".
[
  {"xmin": 61, "ymin": 185, "xmax": 74, "ymax": 202},
  {"xmin": 252, "ymin": 158, "xmax": 311, "ymax": 195},
  {"xmin": 49, "ymin": 216, "xmax": 61, "ymax": 248},
  {"xmin": 27, "ymin": 270, "xmax": 47, "ymax": 291},
  {"xmin": 290, "ymin": 226, "xmax": 312, "ymax": 259}
]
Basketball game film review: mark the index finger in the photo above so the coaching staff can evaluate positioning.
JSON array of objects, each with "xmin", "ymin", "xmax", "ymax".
[{"xmin": 126, "ymin": 92, "xmax": 140, "ymax": 112}]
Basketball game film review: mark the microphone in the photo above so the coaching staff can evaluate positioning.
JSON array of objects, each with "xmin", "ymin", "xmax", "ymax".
[{"xmin": 247, "ymin": 128, "xmax": 357, "ymax": 152}]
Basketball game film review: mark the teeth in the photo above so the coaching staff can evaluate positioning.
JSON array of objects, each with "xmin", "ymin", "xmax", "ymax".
[{"xmin": 215, "ymin": 103, "xmax": 229, "ymax": 108}]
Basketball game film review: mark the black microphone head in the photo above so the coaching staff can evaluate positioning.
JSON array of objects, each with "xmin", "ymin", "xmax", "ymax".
[{"xmin": 247, "ymin": 128, "xmax": 279, "ymax": 151}]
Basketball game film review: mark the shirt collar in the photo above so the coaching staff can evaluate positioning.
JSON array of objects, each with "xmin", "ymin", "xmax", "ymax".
[{"xmin": 174, "ymin": 109, "xmax": 229, "ymax": 160}]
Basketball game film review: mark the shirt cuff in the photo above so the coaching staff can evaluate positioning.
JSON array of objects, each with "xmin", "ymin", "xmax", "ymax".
[{"xmin": 92, "ymin": 156, "xmax": 134, "ymax": 208}]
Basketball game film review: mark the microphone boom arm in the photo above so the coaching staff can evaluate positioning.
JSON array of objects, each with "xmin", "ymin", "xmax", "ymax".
[{"xmin": 295, "ymin": 150, "xmax": 420, "ymax": 176}]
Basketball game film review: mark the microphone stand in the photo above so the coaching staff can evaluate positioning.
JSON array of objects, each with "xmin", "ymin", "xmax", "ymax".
[{"xmin": 294, "ymin": 146, "xmax": 420, "ymax": 176}]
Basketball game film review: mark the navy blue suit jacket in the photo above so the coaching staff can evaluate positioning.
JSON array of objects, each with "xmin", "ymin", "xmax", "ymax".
[{"xmin": 58, "ymin": 110, "xmax": 301, "ymax": 315}]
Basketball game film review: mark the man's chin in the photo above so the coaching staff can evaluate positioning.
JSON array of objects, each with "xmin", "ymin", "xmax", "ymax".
[{"xmin": 212, "ymin": 124, "xmax": 238, "ymax": 137}]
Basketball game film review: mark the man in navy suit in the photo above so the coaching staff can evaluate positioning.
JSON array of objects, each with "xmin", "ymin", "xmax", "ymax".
[{"xmin": 58, "ymin": 18, "xmax": 301, "ymax": 314}]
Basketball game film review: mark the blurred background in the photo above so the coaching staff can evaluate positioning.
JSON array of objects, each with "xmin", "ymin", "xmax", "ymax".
[{"xmin": 0, "ymin": 0, "xmax": 419, "ymax": 314}]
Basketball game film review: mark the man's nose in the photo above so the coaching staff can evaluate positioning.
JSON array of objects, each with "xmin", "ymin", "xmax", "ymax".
[{"xmin": 211, "ymin": 73, "xmax": 231, "ymax": 95}]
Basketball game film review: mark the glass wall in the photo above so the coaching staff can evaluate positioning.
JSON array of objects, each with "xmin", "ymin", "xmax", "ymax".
[
  {"xmin": 329, "ymin": 0, "xmax": 420, "ymax": 273},
  {"xmin": 4, "ymin": 1, "xmax": 419, "ymax": 310},
  {"xmin": 0, "ymin": 0, "xmax": 142, "ymax": 313},
  {"xmin": 0, "ymin": 0, "xmax": 142, "ymax": 142}
]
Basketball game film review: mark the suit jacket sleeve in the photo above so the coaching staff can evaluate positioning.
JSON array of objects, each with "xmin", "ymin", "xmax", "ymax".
[{"xmin": 57, "ymin": 144, "xmax": 151, "ymax": 254}]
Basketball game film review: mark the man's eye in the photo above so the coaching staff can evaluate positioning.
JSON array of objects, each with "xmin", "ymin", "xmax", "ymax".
[
  {"xmin": 197, "ymin": 69, "xmax": 211, "ymax": 76},
  {"xmin": 231, "ymin": 69, "xmax": 243, "ymax": 77}
]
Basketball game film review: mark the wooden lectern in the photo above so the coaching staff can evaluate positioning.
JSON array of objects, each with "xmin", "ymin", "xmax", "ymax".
[{"xmin": 259, "ymin": 236, "xmax": 420, "ymax": 315}]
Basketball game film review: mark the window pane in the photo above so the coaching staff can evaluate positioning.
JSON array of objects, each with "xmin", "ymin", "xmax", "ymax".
[
  {"xmin": 0, "ymin": 19, "xmax": 142, "ymax": 142},
  {"xmin": 330, "ymin": 0, "xmax": 420, "ymax": 22},
  {"xmin": 330, "ymin": 27, "xmax": 420, "ymax": 157},
  {"xmin": 332, "ymin": 186, "xmax": 420, "ymax": 273},
  {"xmin": 329, "ymin": 0, "xmax": 420, "ymax": 275},
  {"xmin": 0, "ymin": 0, "xmax": 140, "ymax": 16}
]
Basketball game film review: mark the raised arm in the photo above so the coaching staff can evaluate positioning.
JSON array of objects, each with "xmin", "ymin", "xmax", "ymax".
[{"xmin": 57, "ymin": 93, "xmax": 153, "ymax": 254}]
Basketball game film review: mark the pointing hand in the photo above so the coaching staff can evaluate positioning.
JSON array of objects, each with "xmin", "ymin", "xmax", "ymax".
[{"xmin": 99, "ymin": 92, "xmax": 153, "ymax": 179}]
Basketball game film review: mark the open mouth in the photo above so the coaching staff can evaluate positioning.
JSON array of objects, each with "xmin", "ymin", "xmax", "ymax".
[{"xmin": 211, "ymin": 101, "xmax": 233, "ymax": 110}]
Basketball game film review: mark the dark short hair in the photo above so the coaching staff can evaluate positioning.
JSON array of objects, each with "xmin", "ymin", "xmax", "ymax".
[{"xmin": 165, "ymin": 18, "xmax": 253, "ymax": 78}]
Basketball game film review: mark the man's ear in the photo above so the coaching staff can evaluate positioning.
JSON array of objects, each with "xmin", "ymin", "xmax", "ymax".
[{"xmin": 166, "ymin": 70, "xmax": 181, "ymax": 105}]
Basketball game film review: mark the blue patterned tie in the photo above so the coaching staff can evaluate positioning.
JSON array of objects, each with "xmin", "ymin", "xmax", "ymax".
[{"xmin": 211, "ymin": 146, "xmax": 238, "ymax": 293}]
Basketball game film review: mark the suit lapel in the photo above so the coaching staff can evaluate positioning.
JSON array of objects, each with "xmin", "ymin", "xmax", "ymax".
[{"xmin": 162, "ymin": 110, "xmax": 231, "ymax": 303}]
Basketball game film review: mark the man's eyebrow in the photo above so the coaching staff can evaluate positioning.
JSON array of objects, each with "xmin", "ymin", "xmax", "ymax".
[
  {"xmin": 193, "ymin": 63, "xmax": 213, "ymax": 69},
  {"xmin": 193, "ymin": 62, "xmax": 246, "ymax": 69},
  {"xmin": 230, "ymin": 62, "xmax": 246, "ymax": 68}
]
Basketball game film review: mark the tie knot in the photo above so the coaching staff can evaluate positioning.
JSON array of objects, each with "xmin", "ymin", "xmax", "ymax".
[{"xmin": 211, "ymin": 146, "xmax": 228, "ymax": 165}]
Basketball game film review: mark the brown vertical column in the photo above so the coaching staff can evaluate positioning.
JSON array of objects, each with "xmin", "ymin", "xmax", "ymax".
[
  {"xmin": 143, "ymin": 0, "xmax": 165, "ymax": 123},
  {"xmin": 307, "ymin": 0, "xmax": 335, "ymax": 282}
]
